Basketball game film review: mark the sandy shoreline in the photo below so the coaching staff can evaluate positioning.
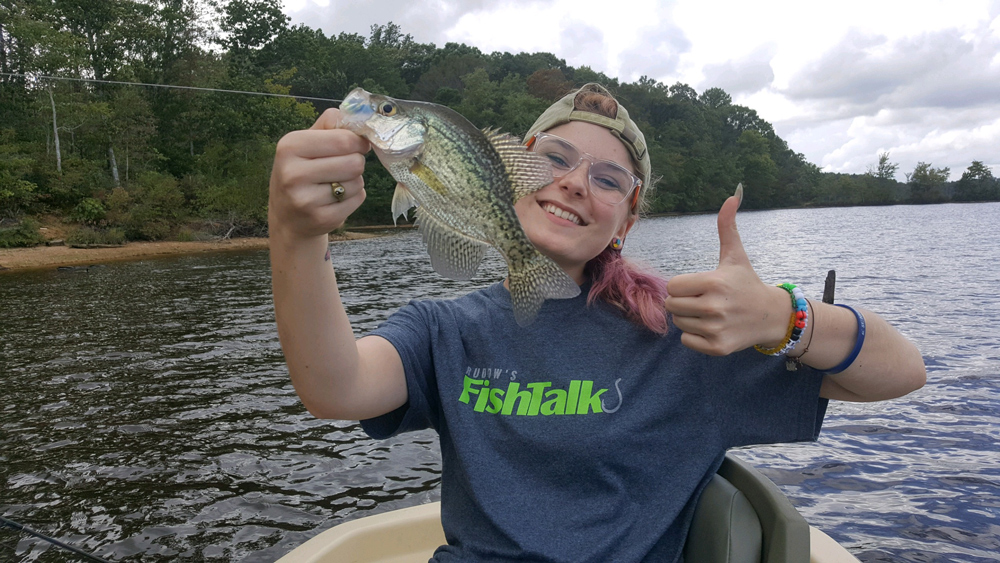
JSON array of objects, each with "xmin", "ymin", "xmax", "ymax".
[{"xmin": 0, "ymin": 232, "xmax": 379, "ymax": 273}]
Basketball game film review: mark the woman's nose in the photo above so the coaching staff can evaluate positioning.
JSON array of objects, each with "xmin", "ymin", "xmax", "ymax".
[{"xmin": 558, "ymin": 162, "xmax": 591, "ymax": 198}]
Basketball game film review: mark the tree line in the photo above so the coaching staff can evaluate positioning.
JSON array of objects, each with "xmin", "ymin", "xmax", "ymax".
[{"xmin": 2, "ymin": 0, "xmax": 997, "ymax": 248}]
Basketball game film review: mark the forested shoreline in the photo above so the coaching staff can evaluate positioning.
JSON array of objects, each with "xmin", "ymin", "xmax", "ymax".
[{"xmin": 2, "ymin": 1, "xmax": 998, "ymax": 248}]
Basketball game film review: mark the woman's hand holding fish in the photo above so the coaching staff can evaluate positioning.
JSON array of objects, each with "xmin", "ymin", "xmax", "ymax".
[
  {"xmin": 269, "ymin": 109, "xmax": 409, "ymax": 422},
  {"xmin": 269, "ymin": 108, "xmax": 371, "ymax": 240},
  {"xmin": 663, "ymin": 193, "xmax": 791, "ymax": 356}
]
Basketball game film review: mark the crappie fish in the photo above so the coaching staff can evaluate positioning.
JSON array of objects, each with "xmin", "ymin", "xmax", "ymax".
[{"xmin": 339, "ymin": 87, "xmax": 580, "ymax": 325}]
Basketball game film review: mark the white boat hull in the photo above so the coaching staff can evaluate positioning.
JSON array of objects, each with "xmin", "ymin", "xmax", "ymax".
[{"xmin": 276, "ymin": 501, "xmax": 860, "ymax": 563}]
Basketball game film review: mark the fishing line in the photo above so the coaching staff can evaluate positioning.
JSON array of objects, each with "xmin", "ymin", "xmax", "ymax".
[
  {"xmin": 0, "ymin": 516, "xmax": 112, "ymax": 562},
  {"xmin": 0, "ymin": 71, "xmax": 342, "ymax": 103}
]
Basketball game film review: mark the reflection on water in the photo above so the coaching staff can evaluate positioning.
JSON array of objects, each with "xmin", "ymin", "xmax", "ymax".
[{"xmin": 2, "ymin": 202, "xmax": 998, "ymax": 562}]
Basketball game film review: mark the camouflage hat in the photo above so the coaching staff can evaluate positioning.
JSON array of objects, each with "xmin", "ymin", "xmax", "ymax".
[{"xmin": 523, "ymin": 83, "xmax": 650, "ymax": 190}]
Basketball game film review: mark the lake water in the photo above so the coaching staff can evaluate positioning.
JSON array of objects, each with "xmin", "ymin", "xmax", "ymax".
[{"xmin": 1, "ymin": 202, "xmax": 998, "ymax": 562}]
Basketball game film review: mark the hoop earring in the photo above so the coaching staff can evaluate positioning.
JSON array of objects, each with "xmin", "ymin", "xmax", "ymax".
[{"xmin": 610, "ymin": 237, "xmax": 623, "ymax": 250}]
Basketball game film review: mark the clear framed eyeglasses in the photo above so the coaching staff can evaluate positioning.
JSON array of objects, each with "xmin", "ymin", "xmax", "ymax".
[{"xmin": 528, "ymin": 132, "xmax": 642, "ymax": 206}]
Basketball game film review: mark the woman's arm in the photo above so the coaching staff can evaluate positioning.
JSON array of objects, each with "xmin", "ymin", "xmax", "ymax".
[
  {"xmin": 664, "ymin": 192, "xmax": 926, "ymax": 402},
  {"xmin": 269, "ymin": 109, "xmax": 408, "ymax": 420},
  {"xmin": 789, "ymin": 301, "xmax": 926, "ymax": 402}
]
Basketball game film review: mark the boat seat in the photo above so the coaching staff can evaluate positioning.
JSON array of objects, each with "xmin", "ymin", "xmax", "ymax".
[
  {"xmin": 684, "ymin": 454, "xmax": 810, "ymax": 563},
  {"xmin": 685, "ymin": 469, "xmax": 763, "ymax": 563}
]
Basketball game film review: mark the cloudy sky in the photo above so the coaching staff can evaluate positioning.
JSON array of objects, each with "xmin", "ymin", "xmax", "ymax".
[{"xmin": 283, "ymin": 0, "xmax": 1000, "ymax": 181}]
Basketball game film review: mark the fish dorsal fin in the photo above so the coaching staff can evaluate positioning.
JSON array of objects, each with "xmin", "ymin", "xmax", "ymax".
[
  {"xmin": 414, "ymin": 208, "xmax": 487, "ymax": 281},
  {"xmin": 483, "ymin": 128, "xmax": 553, "ymax": 202},
  {"xmin": 391, "ymin": 182, "xmax": 418, "ymax": 226}
]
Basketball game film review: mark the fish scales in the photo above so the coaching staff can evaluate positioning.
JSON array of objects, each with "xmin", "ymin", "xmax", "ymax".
[
  {"xmin": 339, "ymin": 88, "xmax": 580, "ymax": 325},
  {"xmin": 397, "ymin": 122, "xmax": 512, "ymax": 242}
]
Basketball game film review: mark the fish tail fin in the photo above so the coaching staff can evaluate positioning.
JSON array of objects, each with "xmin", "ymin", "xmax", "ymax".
[
  {"xmin": 507, "ymin": 255, "xmax": 580, "ymax": 326},
  {"xmin": 391, "ymin": 182, "xmax": 418, "ymax": 226}
]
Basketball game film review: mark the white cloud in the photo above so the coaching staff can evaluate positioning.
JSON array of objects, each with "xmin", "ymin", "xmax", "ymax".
[
  {"xmin": 698, "ymin": 44, "xmax": 776, "ymax": 95},
  {"xmin": 772, "ymin": 21, "xmax": 1000, "ymax": 179},
  {"xmin": 558, "ymin": 20, "xmax": 607, "ymax": 65}
]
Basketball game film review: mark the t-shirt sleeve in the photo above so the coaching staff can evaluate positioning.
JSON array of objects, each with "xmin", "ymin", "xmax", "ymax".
[
  {"xmin": 359, "ymin": 301, "xmax": 441, "ymax": 439},
  {"xmin": 712, "ymin": 350, "xmax": 828, "ymax": 448}
]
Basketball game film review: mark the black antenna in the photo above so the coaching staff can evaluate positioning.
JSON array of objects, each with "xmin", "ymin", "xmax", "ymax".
[{"xmin": 0, "ymin": 516, "xmax": 112, "ymax": 562}]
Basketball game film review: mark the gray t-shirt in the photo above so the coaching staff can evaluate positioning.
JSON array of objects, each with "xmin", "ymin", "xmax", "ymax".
[{"xmin": 363, "ymin": 281, "xmax": 827, "ymax": 563}]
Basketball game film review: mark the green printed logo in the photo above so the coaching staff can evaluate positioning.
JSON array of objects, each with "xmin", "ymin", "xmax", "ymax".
[{"xmin": 458, "ymin": 376, "xmax": 621, "ymax": 416}]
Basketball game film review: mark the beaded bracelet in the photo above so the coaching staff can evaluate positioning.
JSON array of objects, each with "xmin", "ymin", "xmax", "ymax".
[
  {"xmin": 754, "ymin": 283, "xmax": 808, "ymax": 356},
  {"xmin": 819, "ymin": 304, "xmax": 867, "ymax": 374},
  {"xmin": 786, "ymin": 299, "xmax": 815, "ymax": 371}
]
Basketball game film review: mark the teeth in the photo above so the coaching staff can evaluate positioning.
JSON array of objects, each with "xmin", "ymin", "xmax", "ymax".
[{"xmin": 543, "ymin": 204, "xmax": 582, "ymax": 225}]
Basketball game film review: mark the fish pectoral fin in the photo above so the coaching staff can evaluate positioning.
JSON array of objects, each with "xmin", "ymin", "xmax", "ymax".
[
  {"xmin": 483, "ymin": 128, "xmax": 554, "ymax": 202},
  {"xmin": 414, "ymin": 208, "xmax": 486, "ymax": 281},
  {"xmin": 391, "ymin": 183, "xmax": 419, "ymax": 226}
]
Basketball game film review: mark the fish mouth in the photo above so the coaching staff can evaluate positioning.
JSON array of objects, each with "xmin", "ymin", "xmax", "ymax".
[
  {"xmin": 340, "ymin": 88, "xmax": 374, "ymax": 126},
  {"xmin": 540, "ymin": 202, "xmax": 585, "ymax": 226},
  {"xmin": 339, "ymin": 87, "xmax": 413, "ymax": 149}
]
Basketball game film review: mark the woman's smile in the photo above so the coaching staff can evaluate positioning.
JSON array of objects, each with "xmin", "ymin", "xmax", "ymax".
[{"xmin": 540, "ymin": 201, "xmax": 585, "ymax": 226}]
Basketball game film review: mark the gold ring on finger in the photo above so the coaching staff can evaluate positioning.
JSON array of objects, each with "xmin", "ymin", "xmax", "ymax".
[{"xmin": 331, "ymin": 182, "xmax": 346, "ymax": 202}]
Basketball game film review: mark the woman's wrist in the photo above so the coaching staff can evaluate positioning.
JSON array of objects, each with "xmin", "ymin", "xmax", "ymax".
[
  {"xmin": 789, "ymin": 302, "xmax": 863, "ymax": 373},
  {"xmin": 757, "ymin": 284, "xmax": 797, "ymax": 349},
  {"xmin": 269, "ymin": 228, "xmax": 332, "ymax": 267}
]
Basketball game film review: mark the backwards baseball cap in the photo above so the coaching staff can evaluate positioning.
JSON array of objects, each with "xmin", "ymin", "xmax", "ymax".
[{"xmin": 523, "ymin": 83, "xmax": 650, "ymax": 190}]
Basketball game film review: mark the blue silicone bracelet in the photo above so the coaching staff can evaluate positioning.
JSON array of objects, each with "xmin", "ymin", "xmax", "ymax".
[{"xmin": 821, "ymin": 304, "xmax": 866, "ymax": 374}]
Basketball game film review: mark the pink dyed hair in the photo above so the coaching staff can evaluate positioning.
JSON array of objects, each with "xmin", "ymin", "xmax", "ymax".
[
  {"xmin": 573, "ymin": 88, "xmax": 671, "ymax": 334},
  {"xmin": 586, "ymin": 248, "xmax": 671, "ymax": 334}
]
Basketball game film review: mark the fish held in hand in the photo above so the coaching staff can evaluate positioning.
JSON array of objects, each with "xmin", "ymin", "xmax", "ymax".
[{"xmin": 339, "ymin": 88, "xmax": 579, "ymax": 325}]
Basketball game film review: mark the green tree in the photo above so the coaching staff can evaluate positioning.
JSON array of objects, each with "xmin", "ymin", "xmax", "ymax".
[
  {"xmin": 1, "ymin": 0, "xmax": 87, "ymax": 174},
  {"xmin": 52, "ymin": 0, "xmax": 153, "ymax": 81},
  {"xmin": 736, "ymin": 130, "xmax": 777, "ymax": 207},
  {"xmin": 411, "ymin": 43, "xmax": 487, "ymax": 101},
  {"xmin": 107, "ymin": 87, "xmax": 159, "ymax": 184},
  {"xmin": 490, "ymin": 51, "xmax": 567, "ymax": 84},
  {"xmin": 0, "ymin": 129, "xmax": 39, "ymax": 217},
  {"xmin": 907, "ymin": 162, "xmax": 950, "ymax": 204},
  {"xmin": 862, "ymin": 152, "xmax": 900, "ymax": 204},
  {"xmin": 500, "ymin": 91, "xmax": 549, "ymax": 137},
  {"xmin": 367, "ymin": 22, "xmax": 434, "ymax": 90},
  {"xmin": 699, "ymin": 87, "xmax": 731, "ymax": 109},
  {"xmin": 215, "ymin": 0, "xmax": 288, "ymax": 53},
  {"xmin": 569, "ymin": 65, "xmax": 615, "ymax": 87},
  {"xmin": 526, "ymin": 68, "xmax": 571, "ymax": 101},
  {"xmin": 668, "ymin": 82, "xmax": 698, "ymax": 103},
  {"xmin": 725, "ymin": 105, "xmax": 773, "ymax": 139},
  {"xmin": 954, "ymin": 161, "xmax": 999, "ymax": 202},
  {"xmin": 454, "ymin": 68, "xmax": 501, "ymax": 128},
  {"xmin": 867, "ymin": 151, "xmax": 899, "ymax": 181}
]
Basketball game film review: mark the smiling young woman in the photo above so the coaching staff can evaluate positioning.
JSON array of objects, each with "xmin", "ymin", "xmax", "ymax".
[
  {"xmin": 514, "ymin": 84, "xmax": 673, "ymax": 333},
  {"xmin": 267, "ymin": 82, "xmax": 925, "ymax": 563}
]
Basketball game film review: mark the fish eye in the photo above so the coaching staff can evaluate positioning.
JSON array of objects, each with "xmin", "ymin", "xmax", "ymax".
[{"xmin": 379, "ymin": 103, "xmax": 397, "ymax": 116}]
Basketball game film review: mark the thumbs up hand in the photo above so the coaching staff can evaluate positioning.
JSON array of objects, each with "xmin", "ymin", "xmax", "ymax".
[{"xmin": 663, "ymin": 185, "xmax": 792, "ymax": 356}]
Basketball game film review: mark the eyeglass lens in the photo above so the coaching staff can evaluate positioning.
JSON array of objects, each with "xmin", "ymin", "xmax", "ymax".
[{"xmin": 534, "ymin": 135, "xmax": 636, "ymax": 204}]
